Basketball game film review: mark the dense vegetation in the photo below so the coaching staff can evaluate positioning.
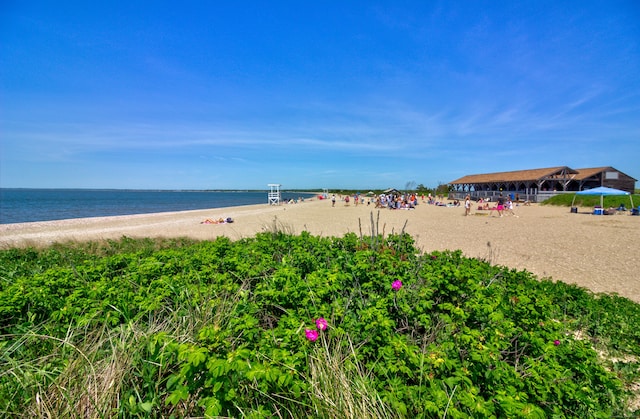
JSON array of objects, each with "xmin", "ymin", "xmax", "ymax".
[
  {"xmin": 1, "ymin": 227, "xmax": 639, "ymax": 418},
  {"xmin": 542, "ymin": 193, "xmax": 639, "ymax": 209}
]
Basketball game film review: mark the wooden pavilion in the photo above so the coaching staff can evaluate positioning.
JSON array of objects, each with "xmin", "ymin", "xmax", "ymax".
[
  {"xmin": 449, "ymin": 166, "xmax": 636, "ymax": 201},
  {"xmin": 568, "ymin": 167, "xmax": 636, "ymax": 193}
]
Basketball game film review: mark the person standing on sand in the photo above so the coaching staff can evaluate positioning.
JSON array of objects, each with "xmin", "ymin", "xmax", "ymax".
[
  {"xmin": 464, "ymin": 195, "xmax": 471, "ymax": 216},
  {"xmin": 506, "ymin": 198, "xmax": 519, "ymax": 217},
  {"xmin": 496, "ymin": 194, "xmax": 505, "ymax": 217},
  {"xmin": 331, "ymin": 194, "xmax": 336, "ymax": 207}
]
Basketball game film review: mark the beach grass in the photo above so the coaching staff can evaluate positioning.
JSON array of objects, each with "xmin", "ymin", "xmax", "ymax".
[{"xmin": 542, "ymin": 193, "xmax": 639, "ymax": 208}]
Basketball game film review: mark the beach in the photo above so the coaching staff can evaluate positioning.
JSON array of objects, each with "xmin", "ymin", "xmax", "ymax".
[{"xmin": 2, "ymin": 198, "xmax": 639, "ymax": 302}]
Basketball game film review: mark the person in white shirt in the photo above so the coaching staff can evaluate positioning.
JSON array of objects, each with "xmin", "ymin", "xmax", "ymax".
[{"xmin": 505, "ymin": 199, "xmax": 519, "ymax": 217}]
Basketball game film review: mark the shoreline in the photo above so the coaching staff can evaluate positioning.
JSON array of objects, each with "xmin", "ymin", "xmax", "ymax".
[
  {"xmin": 0, "ymin": 189, "xmax": 321, "ymax": 225},
  {"xmin": 2, "ymin": 198, "xmax": 639, "ymax": 302}
]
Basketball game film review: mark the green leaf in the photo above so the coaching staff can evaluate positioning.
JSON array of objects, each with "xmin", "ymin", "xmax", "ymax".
[{"xmin": 139, "ymin": 401, "xmax": 153, "ymax": 413}]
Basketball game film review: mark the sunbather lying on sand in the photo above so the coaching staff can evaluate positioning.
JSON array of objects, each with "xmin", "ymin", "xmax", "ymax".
[{"xmin": 201, "ymin": 217, "xmax": 234, "ymax": 224}]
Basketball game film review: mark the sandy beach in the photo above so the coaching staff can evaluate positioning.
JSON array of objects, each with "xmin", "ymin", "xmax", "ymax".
[{"xmin": 2, "ymin": 198, "xmax": 639, "ymax": 302}]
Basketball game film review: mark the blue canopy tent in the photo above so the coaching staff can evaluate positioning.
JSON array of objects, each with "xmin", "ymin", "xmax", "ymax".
[{"xmin": 572, "ymin": 186, "xmax": 634, "ymax": 214}]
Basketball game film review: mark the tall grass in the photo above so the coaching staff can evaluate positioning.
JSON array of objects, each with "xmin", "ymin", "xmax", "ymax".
[
  {"xmin": 307, "ymin": 335, "xmax": 394, "ymax": 419},
  {"xmin": 1, "ymin": 286, "xmax": 245, "ymax": 418}
]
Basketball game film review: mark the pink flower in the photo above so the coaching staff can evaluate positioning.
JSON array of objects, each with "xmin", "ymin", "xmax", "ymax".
[
  {"xmin": 305, "ymin": 329, "xmax": 318, "ymax": 342},
  {"xmin": 392, "ymin": 280, "xmax": 403, "ymax": 291},
  {"xmin": 316, "ymin": 317, "xmax": 328, "ymax": 331},
  {"xmin": 553, "ymin": 340, "xmax": 561, "ymax": 346}
]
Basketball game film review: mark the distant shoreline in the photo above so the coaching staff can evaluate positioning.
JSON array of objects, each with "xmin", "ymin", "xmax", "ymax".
[
  {"xmin": 0, "ymin": 189, "xmax": 319, "ymax": 225},
  {"xmin": 0, "ymin": 187, "xmax": 324, "ymax": 193}
]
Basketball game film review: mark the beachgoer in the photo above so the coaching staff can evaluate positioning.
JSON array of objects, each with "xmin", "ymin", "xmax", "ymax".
[
  {"xmin": 496, "ymin": 194, "xmax": 505, "ymax": 217},
  {"xmin": 464, "ymin": 195, "xmax": 471, "ymax": 216},
  {"xmin": 331, "ymin": 194, "xmax": 336, "ymax": 207},
  {"xmin": 201, "ymin": 217, "xmax": 227, "ymax": 224},
  {"xmin": 506, "ymin": 199, "xmax": 518, "ymax": 217}
]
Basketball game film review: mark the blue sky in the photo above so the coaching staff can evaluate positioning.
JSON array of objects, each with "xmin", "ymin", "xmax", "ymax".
[{"xmin": 2, "ymin": 1, "xmax": 639, "ymax": 190}]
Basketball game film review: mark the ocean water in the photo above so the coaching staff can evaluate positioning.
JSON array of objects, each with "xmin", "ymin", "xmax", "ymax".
[{"xmin": 0, "ymin": 189, "xmax": 315, "ymax": 224}]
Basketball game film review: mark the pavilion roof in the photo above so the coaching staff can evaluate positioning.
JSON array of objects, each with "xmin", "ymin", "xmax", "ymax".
[
  {"xmin": 573, "ymin": 167, "xmax": 613, "ymax": 180},
  {"xmin": 449, "ymin": 166, "xmax": 577, "ymax": 185}
]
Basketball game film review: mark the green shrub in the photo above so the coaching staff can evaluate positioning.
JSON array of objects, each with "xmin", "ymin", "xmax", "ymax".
[
  {"xmin": 0, "ymin": 233, "xmax": 638, "ymax": 417},
  {"xmin": 542, "ymin": 193, "xmax": 639, "ymax": 208}
]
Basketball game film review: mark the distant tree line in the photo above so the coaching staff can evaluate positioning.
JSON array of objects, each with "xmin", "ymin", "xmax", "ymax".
[{"xmin": 307, "ymin": 182, "xmax": 453, "ymax": 197}]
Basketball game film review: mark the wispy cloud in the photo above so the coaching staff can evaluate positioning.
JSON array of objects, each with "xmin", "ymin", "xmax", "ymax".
[{"xmin": 2, "ymin": 2, "xmax": 639, "ymax": 188}]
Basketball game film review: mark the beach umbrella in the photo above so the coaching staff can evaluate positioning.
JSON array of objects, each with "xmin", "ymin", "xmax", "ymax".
[{"xmin": 572, "ymin": 186, "xmax": 633, "ymax": 212}]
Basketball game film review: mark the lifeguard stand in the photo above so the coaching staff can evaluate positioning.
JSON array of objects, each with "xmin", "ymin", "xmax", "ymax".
[{"xmin": 268, "ymin": 184, "xmax": 281, "ymax": 205}]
